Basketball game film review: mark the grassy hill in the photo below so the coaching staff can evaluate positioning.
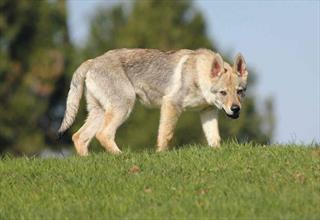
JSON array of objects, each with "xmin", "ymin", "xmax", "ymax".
[{"xmin": 0, "ymin": 144, "xmax": 319, "ymax": 219}]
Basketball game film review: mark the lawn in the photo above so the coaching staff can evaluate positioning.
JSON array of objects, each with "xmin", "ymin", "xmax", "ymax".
[{"xmin": 0, "ymin": 144, "xmax": 319, "ymax": 220}]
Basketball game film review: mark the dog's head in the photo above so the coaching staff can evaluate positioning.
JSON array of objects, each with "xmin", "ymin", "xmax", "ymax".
[{"xmin": 198, "ymin": 52, "xmax": 248, "ymax": 119}]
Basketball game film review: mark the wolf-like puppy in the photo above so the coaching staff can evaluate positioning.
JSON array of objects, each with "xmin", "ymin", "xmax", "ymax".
[{"xmin": 58, "ymin": 48, "xmax": 248, "ymax": 155}]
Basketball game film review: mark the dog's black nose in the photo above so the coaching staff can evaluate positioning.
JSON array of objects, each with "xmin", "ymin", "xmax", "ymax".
[{"xmin": 231, "ymin": 105, "xmax": 240, "ymax": 113}]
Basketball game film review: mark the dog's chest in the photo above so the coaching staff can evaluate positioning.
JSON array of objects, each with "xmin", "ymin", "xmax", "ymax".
[{"xmin": 182, "ymin": 90, "xmax": 207, "ymax": 110}]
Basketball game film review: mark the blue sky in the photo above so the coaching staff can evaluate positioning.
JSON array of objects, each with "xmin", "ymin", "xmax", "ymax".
[{"xmin": 67, "ymin": 0, "xmax": 320, "ymax": 144}]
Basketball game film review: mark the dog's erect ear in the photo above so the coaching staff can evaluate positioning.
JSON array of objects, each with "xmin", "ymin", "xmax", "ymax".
[
  {"xmin": 211, "ymin": 53, "xmax": 224, "ymax": 78},
  {"xmin": 234, "ymin": 53, "xmax": 248, "ymax": 78}
]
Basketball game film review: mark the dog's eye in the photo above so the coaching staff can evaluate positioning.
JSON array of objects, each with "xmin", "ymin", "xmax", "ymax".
[
  {"xmin": 220, "ymin": 91, "xmax": 227, "ymax": 96},
  {"xmin": 237, "ymin": 89, "xmax": 245, "ymax": 95}
]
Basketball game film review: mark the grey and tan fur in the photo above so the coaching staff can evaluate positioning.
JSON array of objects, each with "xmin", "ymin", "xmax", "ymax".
[{"xmin": 58, "ymin": 48, "xmax": 248, "ymax": 156}]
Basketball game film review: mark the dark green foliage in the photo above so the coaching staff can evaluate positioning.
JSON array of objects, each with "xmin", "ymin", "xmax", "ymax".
[{"xmin": 0, "ymin": 0, "xmax": 72, "ymax": 154}]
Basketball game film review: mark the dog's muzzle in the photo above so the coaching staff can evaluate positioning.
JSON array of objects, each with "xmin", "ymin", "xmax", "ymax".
[
  {"xmin": 225, "ymin": 104, "xmax": 240, "ymax": 119},
  {"xmin": 226, "ymin": 112, "xmax": 240, "ymax": 119}
]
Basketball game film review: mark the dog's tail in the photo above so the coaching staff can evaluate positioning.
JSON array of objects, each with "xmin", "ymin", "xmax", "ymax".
[{"xmin": 58, "ymin": 60, "xmax": 92, "ymax": 135}]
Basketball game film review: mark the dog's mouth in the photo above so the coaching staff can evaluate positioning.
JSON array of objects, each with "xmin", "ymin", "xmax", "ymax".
[{"xmin": 225, "ymin": 112, "xmax": 240, "ymax": 119}]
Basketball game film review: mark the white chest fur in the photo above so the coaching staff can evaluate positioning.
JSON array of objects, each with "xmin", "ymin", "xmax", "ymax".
[{"xmin": 182, "ymin": 89, "xmax": 207, "ymax": 110}]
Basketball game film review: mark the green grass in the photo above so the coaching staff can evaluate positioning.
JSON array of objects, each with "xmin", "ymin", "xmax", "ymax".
[{"xmin": 0, "ymin": 144, "xmax": 319, "ymax": 220}]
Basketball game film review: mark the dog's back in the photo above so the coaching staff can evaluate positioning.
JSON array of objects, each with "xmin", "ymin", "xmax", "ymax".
[{"xmin": 95, "ymin": 48, "xmax": 194, "ymax": 106}]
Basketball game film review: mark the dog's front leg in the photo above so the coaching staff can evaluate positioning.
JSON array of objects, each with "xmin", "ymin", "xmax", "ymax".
[
  {"xmin": 200, "ymin": 108, "xmax": 221, "ymax": 148},
  {"xmin": 156, "ymin": 98, "xmax": 182, "ymax": 152}
]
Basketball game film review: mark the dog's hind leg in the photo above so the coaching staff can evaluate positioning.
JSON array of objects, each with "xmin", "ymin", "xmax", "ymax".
[
  {"xmin": 72, "ymin": 91, "xmax": 104, "ymax": 156},
  {"xmin": 96, "ymin": 105, "xmax": 133, "ymax": 154},
  {"xmin": 85, "ymin": 61, "xmax": 136, "ymax": 154},
  {"xmin": 95, "ymin": 95, "xmax": 135, "ymax": 154}
]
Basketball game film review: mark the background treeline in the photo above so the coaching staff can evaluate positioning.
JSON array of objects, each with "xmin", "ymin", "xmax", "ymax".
[{"xmin": 0, "ymin": 0, "xmax": 274, "ymax": 155}]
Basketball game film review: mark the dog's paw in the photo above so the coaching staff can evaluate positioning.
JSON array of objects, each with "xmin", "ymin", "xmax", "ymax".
[
  {"xmin": 209, "ymin": 137, "xmax": 221, "ymax": 148},
  {"xmin": 108, "ymin": 148, "xmax": 122, "ymax": 155},
  {"xmin": 156, "ymin": 146, "xmax": 169, "ymax": 153}
]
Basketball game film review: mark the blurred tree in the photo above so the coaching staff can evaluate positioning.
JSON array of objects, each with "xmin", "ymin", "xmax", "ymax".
[
  {"xmin": 0, "ymin": 0, "xmax": 72, "ymax": 154},
  {"xmin": 79, "ymin": 0, "xmax": 274, "ymax": 151}
]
